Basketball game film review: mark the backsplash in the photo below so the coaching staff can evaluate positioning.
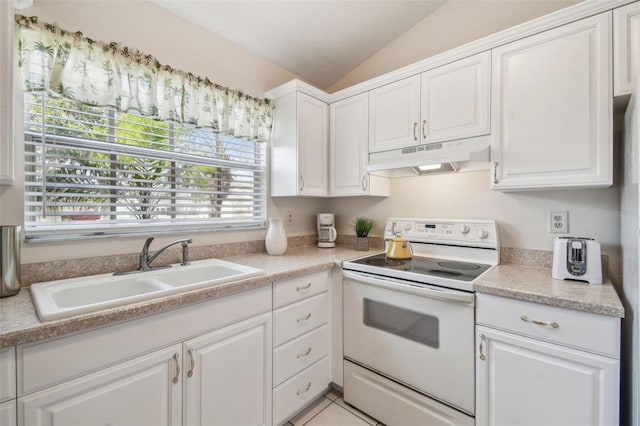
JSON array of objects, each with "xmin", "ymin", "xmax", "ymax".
[{"xmin": 19, "ymin": 238, "xmax": 607, "ymax": 286}]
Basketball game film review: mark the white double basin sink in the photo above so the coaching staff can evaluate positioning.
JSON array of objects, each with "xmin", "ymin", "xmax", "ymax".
[{"xmin": 30, "ymin": 259, "xmax": 265, "ymax": 321}]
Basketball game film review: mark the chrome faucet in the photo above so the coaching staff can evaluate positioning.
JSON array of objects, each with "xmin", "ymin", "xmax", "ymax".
[{"xmin": 140, "ymin": 237, "xmax": 192, "ymax": 271}]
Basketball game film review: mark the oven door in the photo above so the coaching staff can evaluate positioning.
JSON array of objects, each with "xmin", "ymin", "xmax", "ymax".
[{"xmin": 343, "ymin": 269, "xmax": 475, "ymax": 415}]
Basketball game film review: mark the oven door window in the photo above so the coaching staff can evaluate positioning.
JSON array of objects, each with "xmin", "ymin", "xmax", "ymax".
[{"xmin": 363, "ymin": 298, "xmax": 439, "ymax": 348}]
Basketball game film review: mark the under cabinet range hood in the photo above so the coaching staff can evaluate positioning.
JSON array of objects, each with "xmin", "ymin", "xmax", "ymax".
[{"xmin": 367, "ymin": 137, "xmax": 491, "ymax": 177}]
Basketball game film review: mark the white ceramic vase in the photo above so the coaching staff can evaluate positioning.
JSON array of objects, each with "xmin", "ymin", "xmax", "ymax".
[{"xmin": 265, "ymin": 217, "xmax": 287, "ymax": 255}]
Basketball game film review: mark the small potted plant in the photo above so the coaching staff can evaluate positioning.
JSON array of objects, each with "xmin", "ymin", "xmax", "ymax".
[{"xmin": 354, "ymin": 217, "xmax": 373, "ymax": 251}]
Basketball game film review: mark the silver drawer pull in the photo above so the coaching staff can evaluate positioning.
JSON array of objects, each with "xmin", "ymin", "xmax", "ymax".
[
  {"xmin": 187, "ymin": 348, "xmax": 195, "ymax": 378},
  {"xmin": 296, "ymin": 382, "xmax": 312, "ymax": 396},
  {"xmin": 297, "ymin": 347, "xmax": 312, "ymax": 358},
  {"xmin": 296, "ymin": 283, "xmax": 312, "ymax": 291},
  {"xmin": 521, "ymin": 315, "xmax": 559, "ymax": 329},
  {"xmin": 297, "ymin": 313, "xmax": 312, "ymax": 323},
  {"xmin": 479, "ymin": 333, "xmax": 486, "ymax": 361},
  {"xmin": 172, "ymin": 353, "xmax": 180, "ymax": 384}
]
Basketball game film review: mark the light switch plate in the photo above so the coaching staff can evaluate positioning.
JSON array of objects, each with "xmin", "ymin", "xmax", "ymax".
[{"xmin": 549, "ymin": 210, "xmax": 568, "ymax": 233}]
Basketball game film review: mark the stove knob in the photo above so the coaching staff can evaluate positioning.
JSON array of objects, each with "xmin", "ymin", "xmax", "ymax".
[
  {"xmin": 393, "ymin": 224, "xmax": 403, "ymax": 234},
  {"xmin": 404, "ymin": 223, "xmax": 412, "ymax": 231},
  {"xmin": 460, "ymin": 225, "xmax": 470, "ymax": 234},
  {"xmin": 478, "ymin": 229, "xmax": 489, "ymax": 239}
]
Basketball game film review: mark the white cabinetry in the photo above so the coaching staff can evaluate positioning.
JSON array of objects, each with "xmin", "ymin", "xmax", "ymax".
[
  {"xmin": 0, "ymin": 346, "xmax": 16, "ymax": 426},
  {"xmin": 614, "ymin": 1, "xmax": 640, "ymax": 96},
  {"xmin": 270, "ymin": 90, "xmax": 328, "ymax": 197},
  {"xmin": 476, "ymin": 293, "xmax": 620, "ymax": 426},
  {"xmin": 368, "ymin": 52, "xmax": 490, "ymax": 153},
  {"xmin": 183, "ymin": 313, "xmax": 272, "ymax": 426},
  {"xmin": 18, "ymin": 345, "xmax": 182, "ymax": 426},
  {"xmin": 0, "ymin": 0, "xmax": 14, "ymax": 184},
  {"xmin": 490, "ymin": 13, "xmax": 612, "ymax": 190},
  {"xmin": 329, "ymin": 93, "xmax": 388, "ymax": 197},
  {"xmin": 17, "ymin": 285, "xmax": 272, "ymax": 426},
  {"xmin": 272, "ymin": 270, "xmax": 330, "ymax": 425}
]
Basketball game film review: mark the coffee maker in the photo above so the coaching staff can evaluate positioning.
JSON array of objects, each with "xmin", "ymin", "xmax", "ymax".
[{"xmin": 317, "ymin": 213, "xmax": 337, "ymax": 248}]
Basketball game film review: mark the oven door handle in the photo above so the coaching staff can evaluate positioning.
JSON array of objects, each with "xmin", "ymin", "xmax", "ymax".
[{"xmin": 342, "ymin": 270, "xmax": 474, "ymax": 305}]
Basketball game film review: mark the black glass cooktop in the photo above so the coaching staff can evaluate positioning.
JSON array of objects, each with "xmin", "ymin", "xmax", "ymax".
[{"xmin": 352, "ymin": 253, "xmax": 492, "ymax": 282}]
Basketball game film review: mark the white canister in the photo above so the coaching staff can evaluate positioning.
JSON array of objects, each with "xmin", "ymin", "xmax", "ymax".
[{"xmin": 265, "ymin": 217, "xmax": 287, "ymax": 255}]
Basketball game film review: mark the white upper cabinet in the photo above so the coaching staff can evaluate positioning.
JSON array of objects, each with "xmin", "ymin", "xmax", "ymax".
[
  {"xmin": 420, "ymin": 52, "xmax": 491, "ymax": 144},
  {"xmin": 368, "ymin": 52, "xmax": 491, "ymax": 154},
  {"xmin": 368, "ymin": 76, "xmax": 421, "ymax": 153},
  {"xmin": 614, "ymin": 2, "xmax": 640, "ymax": 96},
  {"xmin": 271, "ymin": 91, "xmax": 328, "ymax": 197},
  {"xmin": 0, "ymin": 0, "xmax": 14, "ymax": 185},
  {"xmin": 490, "ymin": 12, "xmax": 612, "ymax": 191},
  {"xmin": 330, "ymin": 93, "xmax": 389, "ymax": 197}
]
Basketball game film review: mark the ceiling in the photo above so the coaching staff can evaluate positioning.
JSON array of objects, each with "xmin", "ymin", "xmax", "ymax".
[{"xmin": 151, "ymin": 0, "xmax": 446, "ymax": 89}]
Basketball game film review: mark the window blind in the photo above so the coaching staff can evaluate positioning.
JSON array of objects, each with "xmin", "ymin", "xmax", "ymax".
[{"xmin": 24, "ymin": 92, "xmax": 266, "ymax": 238}]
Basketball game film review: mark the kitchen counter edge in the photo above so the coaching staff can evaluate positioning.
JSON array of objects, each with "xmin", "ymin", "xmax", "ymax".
[{"xmin": 474, "ymin": 264, "xmax": 624, "ymax": 318}]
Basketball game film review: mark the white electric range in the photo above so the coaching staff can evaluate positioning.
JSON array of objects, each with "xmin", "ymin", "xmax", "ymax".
[{"xmin": 342, "ymin": 218, "xmax": 500, "ymax": 426}]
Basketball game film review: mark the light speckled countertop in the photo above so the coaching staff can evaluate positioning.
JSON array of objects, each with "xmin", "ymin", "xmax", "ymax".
[
  {"xmin": 0, "ymin": 248, "xmax": 624, "ymax": 348},
  {"xmin": 0, "ymin": 246, "xmax": 378, "ymax": 348},
  {"xmin": 474, "ymin": 264, "xmax": 624, "ymax": 318}
]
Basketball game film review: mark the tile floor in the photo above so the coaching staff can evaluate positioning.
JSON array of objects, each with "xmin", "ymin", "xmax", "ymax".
[{"xmin": 287, "ymin": 388, "xmax": 384, "ymax": 426}]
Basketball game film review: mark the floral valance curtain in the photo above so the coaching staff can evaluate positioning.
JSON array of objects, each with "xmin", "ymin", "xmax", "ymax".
[{"xmin": 15, "ymin": 15, "xmax": 273, "ymax": 142}]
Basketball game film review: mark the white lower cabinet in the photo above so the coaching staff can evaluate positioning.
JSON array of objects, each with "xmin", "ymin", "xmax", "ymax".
[
  {"xmin": 183, "ymin": 312, "xmax": 272, "ymax": 426},
  {"xmin": 0, "ymin": 400, "xmax": 16, "ymax": 426},
  {"xmin": 18, "ymin": 345, "xmax": 182, "ymax": 426},
  {"xmin": 476, "ymin": 294, "xmax": 620, "ymax": 426},
  {"xmin": 272, "ymin": 272, "xmax": 330, "ymax": 425}
]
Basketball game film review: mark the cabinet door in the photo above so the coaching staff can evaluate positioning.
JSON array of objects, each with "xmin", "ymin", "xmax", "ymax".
[
  {"xmin": 476, "ymin": 326, "xmax": 619, "ymax": 426},
  {"xmin": 420, "ymin": 52, "xmax": 490, "ymax": 144},
  {"xmin": 184, "ymin": 312, "xmax": 272, "ymax": 426},
  {"xmin": 298, "ymin": 93, "xmax": 328, "ymax": 196},
  {"xmin": 18, "ymin": 345, "xmax": 182, "ymax": 426},
  {"xmin": 491, "ymin": 13, "xmax": 612, "ymax": 190},
  {"xmin": 0, "ymin": 0, "xmax": 14, "ymax": 185},
  {"xmin": 613, "ymin": 2, "xmax": 640, "ymax": 96},
  {"xmin": 330, "ymin": 93, "xmax": 369, "ymax": 196},
  {"xmin": 0, "ymin": 347, "xmax": 16, "ymax": 403},
  {"xmin": 369, "ymin": 75, "xmax": 420, "ymax": 153},
  {"xmin": 0, "ymin": 400, "xmax": 16, "ymax": 426}
]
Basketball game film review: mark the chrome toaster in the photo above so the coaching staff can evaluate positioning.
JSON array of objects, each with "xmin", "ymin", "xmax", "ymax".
[{"xmin": 552, "ymin": 237, "xmax": 602, "ymax": 284}]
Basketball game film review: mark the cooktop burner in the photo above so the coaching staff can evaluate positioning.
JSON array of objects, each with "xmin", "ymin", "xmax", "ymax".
[{"xmin": 353, "ymin": 254, "xmax": 492, "ymax": 282}]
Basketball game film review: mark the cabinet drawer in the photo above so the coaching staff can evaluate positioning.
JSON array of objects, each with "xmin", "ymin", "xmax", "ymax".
[
  {"xmin": 476, "ymin": 293, "xmax": 620, "ymax": 358},
  {"xmin": 274, "ymin": 324, "xmax": 329, "ymax": 386},
  {"xmin": 0, "ymin": 347, "xmax": 16, "ymax": 403},
  {"xmin": 273, "ymin": 270, "xmax": 328, "ymax": 309},
  {"xmin": 273, "ymin": 356, "xmax": 329, "ymax": 426},
  {"xmin": 273, "ymin": 293, "xmax": 328, "ymax": 347}
]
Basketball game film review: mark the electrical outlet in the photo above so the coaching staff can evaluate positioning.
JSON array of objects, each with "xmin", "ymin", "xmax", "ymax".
[
  {"xmin": 549, "ymin": 210, "xmax": 568, "ymax": 233},
  {"xmin": 286, "ymin": 210, "xmax": 294, "ymax": 225}
]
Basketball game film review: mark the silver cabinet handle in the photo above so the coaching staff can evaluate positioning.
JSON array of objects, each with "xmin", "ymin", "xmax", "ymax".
[
  {"xmin": 413, "ymin": 122, "xmax": 418, "ymax": 141},
  {"xmin": 296, "ymin": 282, "xmax": 312, "ymax": 291},
  {"xmin": 172, "ymin": 353, "xmax": 180, "ymax": 384},
  {"xmin": 479, "ymin": 334, "xmax": 486, "ymax": 361},
  {"xmin": 297, "ymin": 347, "xmax": 312, "ymax": 359},
  {"xmin": 361, "ymin": 175, "xmax": 367, "ymax": 191},
  {"xmin": 299, "ymin": 175, "xmax": 304, "ymax": 191},
  {"xmin": 296, "ymin": 382, "xmax": 312, "ymax": 396},
  {"xmin": 187, "ymin": 348, "xmax": 195, "ymax": 378},
  {"xmin": 297, "ymin": 313, "xmax": 312, "ymax": 323},
  {"xmin": 422, "ymin": 120, "xmax": 427, "ymax": 139},
  {"xmin": 492, "ymin": 161, "xmax": 499, "ymax": 185},
  {"xmin": 521, "ymin": 315, "xmax": 559, "ymax": 329}
]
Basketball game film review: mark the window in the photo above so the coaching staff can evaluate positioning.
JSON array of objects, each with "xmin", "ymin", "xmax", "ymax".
[{"xmin": 24, "ymin": 92, "xmax": 266, "ymax": 238}]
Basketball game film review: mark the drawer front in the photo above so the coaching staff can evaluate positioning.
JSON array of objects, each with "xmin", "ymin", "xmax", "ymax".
[
  {"xmin": 476, "ymin": 293, "xmax": 620, "ymax": 358},
  {"xmin": 0, "ymin": 347, "xmax": 16, "ymax": 403},
  {"xmin": 273, "ymin": 356, "xmax": 329, "ymax": 426},
  {"xmin": 273, "ymin": 293, "xmax": 328, "ymax": 347},
  {"xmin": 18, "ymin": 285, "xmax": 271, "ymax": 395},
  {"xmin": 273, "ymin": 270, "xmax": 329, "ymax": 309},
  {"xmin": 274, "ymin": 324, "xmax": 329, "ymax": 386}
]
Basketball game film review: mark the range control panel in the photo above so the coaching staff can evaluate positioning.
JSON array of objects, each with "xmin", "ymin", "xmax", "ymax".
[{"xmin": 384, "ymin": 218, "xmax": 499, "ymax": 249}]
